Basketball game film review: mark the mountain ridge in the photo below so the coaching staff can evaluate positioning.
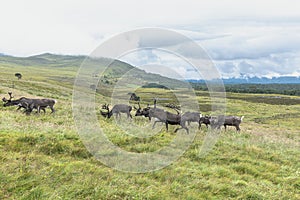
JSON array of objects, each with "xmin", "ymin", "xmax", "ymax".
[
  {"xmin": 187, "ymin": 76, "xmax": 300, "ymax": 84},
  {"xmin": 0, "ymin": 53, "xmax": 188, "ymax": 92},
  {"xmin": 1, "ymin": 53, "xmax": 299, "ymax": 84}
]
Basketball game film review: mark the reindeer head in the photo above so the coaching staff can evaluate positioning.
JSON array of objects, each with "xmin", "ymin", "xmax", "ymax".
[
  {"xmin": 101, "ymin": 103, "xmax": 109, "ymax": 110},
  {"xmin": 2, "ymin": 92, "xmax": 14, "ymax": 107},
  {"xmin": 135, "ymin": 103, "xmax": 150, "ymax": 117},
  {"xmin": 100, "ymin": 103, "xmax": 110, "ymax": 117},
  {"xmin": 2, "ymin": 97, "xmax": 7, "ymax": 103}
]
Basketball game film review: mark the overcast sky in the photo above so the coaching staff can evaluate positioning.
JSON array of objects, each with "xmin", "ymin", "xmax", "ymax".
[{"xmin": 1, "ymin": 0, "xmax": 300, "ymax": 78}]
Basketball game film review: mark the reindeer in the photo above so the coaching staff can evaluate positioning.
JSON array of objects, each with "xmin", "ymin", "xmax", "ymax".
[
  {"xmin": 199, "ymin": 115, "xmax": 212, "ymax": 128},
  {"xmin": 2, "ymin": 92, "xmax": 56, "ymax": 114},
  {"xmin": 135, "ymin": 100, "xmax": 189, "ymax": 134},
  {"xmin": 101, "ymin": 103, "xmax": 132, "ymax": 119},
  {"xmin": 134, "ymin": 102, "xmax": 164, "ymax": 121},
  {"xmin": 210, "ymin": 115, "xmax": 244, "ymax": 132},
  {"xmin": 181, "ymin": 111, "xmax": 202, "ymax": 129},
  {"xmin": 2, "ymin": 92, "xmax": 39, "ymax": 114},
  {"xmin": 26, "ymin": 98, "xmax": 56, "ymax": 114}
]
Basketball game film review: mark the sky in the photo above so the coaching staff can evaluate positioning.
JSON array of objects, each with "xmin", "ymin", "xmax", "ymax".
[{"xmin": 1, "ymin": 0, "xmax": 300, "ymax": 79}]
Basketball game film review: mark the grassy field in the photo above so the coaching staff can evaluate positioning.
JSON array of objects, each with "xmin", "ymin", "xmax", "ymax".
[{"xmin": 0, "ymin": 55, "xmax": 299, "ymax": 199}]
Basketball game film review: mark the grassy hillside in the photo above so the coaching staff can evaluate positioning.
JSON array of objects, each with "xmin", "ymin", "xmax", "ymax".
[{"xmin": 0, "ymin": 54, "xmax": 299, "ymax": 199}]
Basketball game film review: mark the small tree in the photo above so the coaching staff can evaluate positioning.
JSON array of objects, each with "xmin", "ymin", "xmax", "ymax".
[{"xmin": 15, "ymin": 73, "xmax": 22, "ymax": 80}]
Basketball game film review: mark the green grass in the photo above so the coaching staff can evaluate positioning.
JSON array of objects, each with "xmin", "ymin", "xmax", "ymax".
[{"xmin": 0, "ymin": 54, "xmax": 299, "ymax": 199}]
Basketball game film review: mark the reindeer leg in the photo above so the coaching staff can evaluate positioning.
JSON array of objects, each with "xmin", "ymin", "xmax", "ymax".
[
  {"xmin": 22, "ymin": 108, "xmax": 28, "ymax": 114},
  {"xmin": 39, "ymin": 107, "xmax": 46, "ymax": 114},
  {"xmin": 174, "ymin": 127, "xmax": 180, "ymax": 132},
  {"xmin": 175, "ymin": 125, "xmax": 189, "ymax": 134},
  {"xmin": 25, "ymin": 105, "xmax": 33, "ymax": 115},
  {"xmin": 50, "ymin": 106, "xmax": 55, "ymax": 113},
  {"xmin": 183, "ymin": 126, "xmax": 189, "ymax": 134},
  {"xmin": 179, "ymin": 122, "xmax": 189, "ymax": 134},
  {"xmin": 152, "ymin": 120, "xmax": 158, "ymax": 129},
  {"xmin": 166, "ymin": 122, "xmax": 168, "ymax": 132},
  {"xmin": 127, "ymin": 112, "xmax": 132, "ymax": 119},
  {"xmin": 27, "ymin": 103, "xmax": 35, "ymax": 115},
  {"xmin": 25, "ymin": 110, "xmax": 31, "ymax": 115}
]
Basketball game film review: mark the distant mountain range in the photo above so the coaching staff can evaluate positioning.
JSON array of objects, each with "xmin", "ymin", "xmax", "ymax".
[{"xmin": 187, "ymin": 76, "xmax": 300, "ymax": 84}]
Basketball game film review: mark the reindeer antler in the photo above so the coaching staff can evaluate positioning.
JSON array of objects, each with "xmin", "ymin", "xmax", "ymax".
[
  {"xmin": 8, "ymin": 92, "xmax": 13, "ymax": 101},
  {"xmin": 174, "ymin": 108, "xmax": 180, "ymax": 115},
  {"xmin": 2, "ymin": 92, "xmax": 14, "ymax": 103},
  {"xmin": 101, "ymin": 103, "xmax": 108, "ymax": 110}
]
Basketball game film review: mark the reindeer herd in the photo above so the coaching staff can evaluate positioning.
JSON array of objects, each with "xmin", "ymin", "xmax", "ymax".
[
  {"xmin": 1, "ymin": 92, "xmax": 244, "ymax": 132},
  {"xmin": 100, "ymin": 99, "xmax": 244, "ymax": 133}
]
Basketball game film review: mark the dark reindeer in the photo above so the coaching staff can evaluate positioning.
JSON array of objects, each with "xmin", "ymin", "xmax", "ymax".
[
  {"xmin": 2, "ymin": 92, "xmax": 56, "ymax": 114},
  {"xmin": 2, "ymin": 92, "xmax": 34, "ymax": 114},
  {"xmin": 210, "ymin": 115, "xmax": 244, "ymax": 132},
  {"xmin": 15, "ymin": 73, "xmax": 22, "ymax": 80},
  {"xmin": 134, "ymin": 102, "xmax": 165, "ymax": 121},
  {"xmin": 135, "ymin": 101, "xmax": 189, "ymax": 134},
  {"xmin": 101, "ymin": 103, "xmax": 132, "ymax": 119},
  {"xmin": 199, "ymin": 115, "xmax": 213, "ymax": 128},
  {"xmin": 26, "ymin": 99, "xmax": 56, "ymax": 114},
  {"xmin": 128, "ymin": 93, "xmax": 140, "ymax": 101}
]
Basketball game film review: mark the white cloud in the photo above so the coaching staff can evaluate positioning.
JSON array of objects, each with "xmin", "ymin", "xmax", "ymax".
[
  {"xmin": 192, "ymin": 21, "xmax": 300, "ymax": 78},
  {"xmin": 0, "ymin": 0, "xmax": 300, "ymax": 78}
]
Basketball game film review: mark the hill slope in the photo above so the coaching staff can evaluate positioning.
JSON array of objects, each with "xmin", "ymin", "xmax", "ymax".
[
  {"xmin": 0, "ymin": 54, "xmax": 299, "ymax": 199},
  {"xmin": 0, "ymin": 53, "xmax": 187, "ymax": 87}
]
